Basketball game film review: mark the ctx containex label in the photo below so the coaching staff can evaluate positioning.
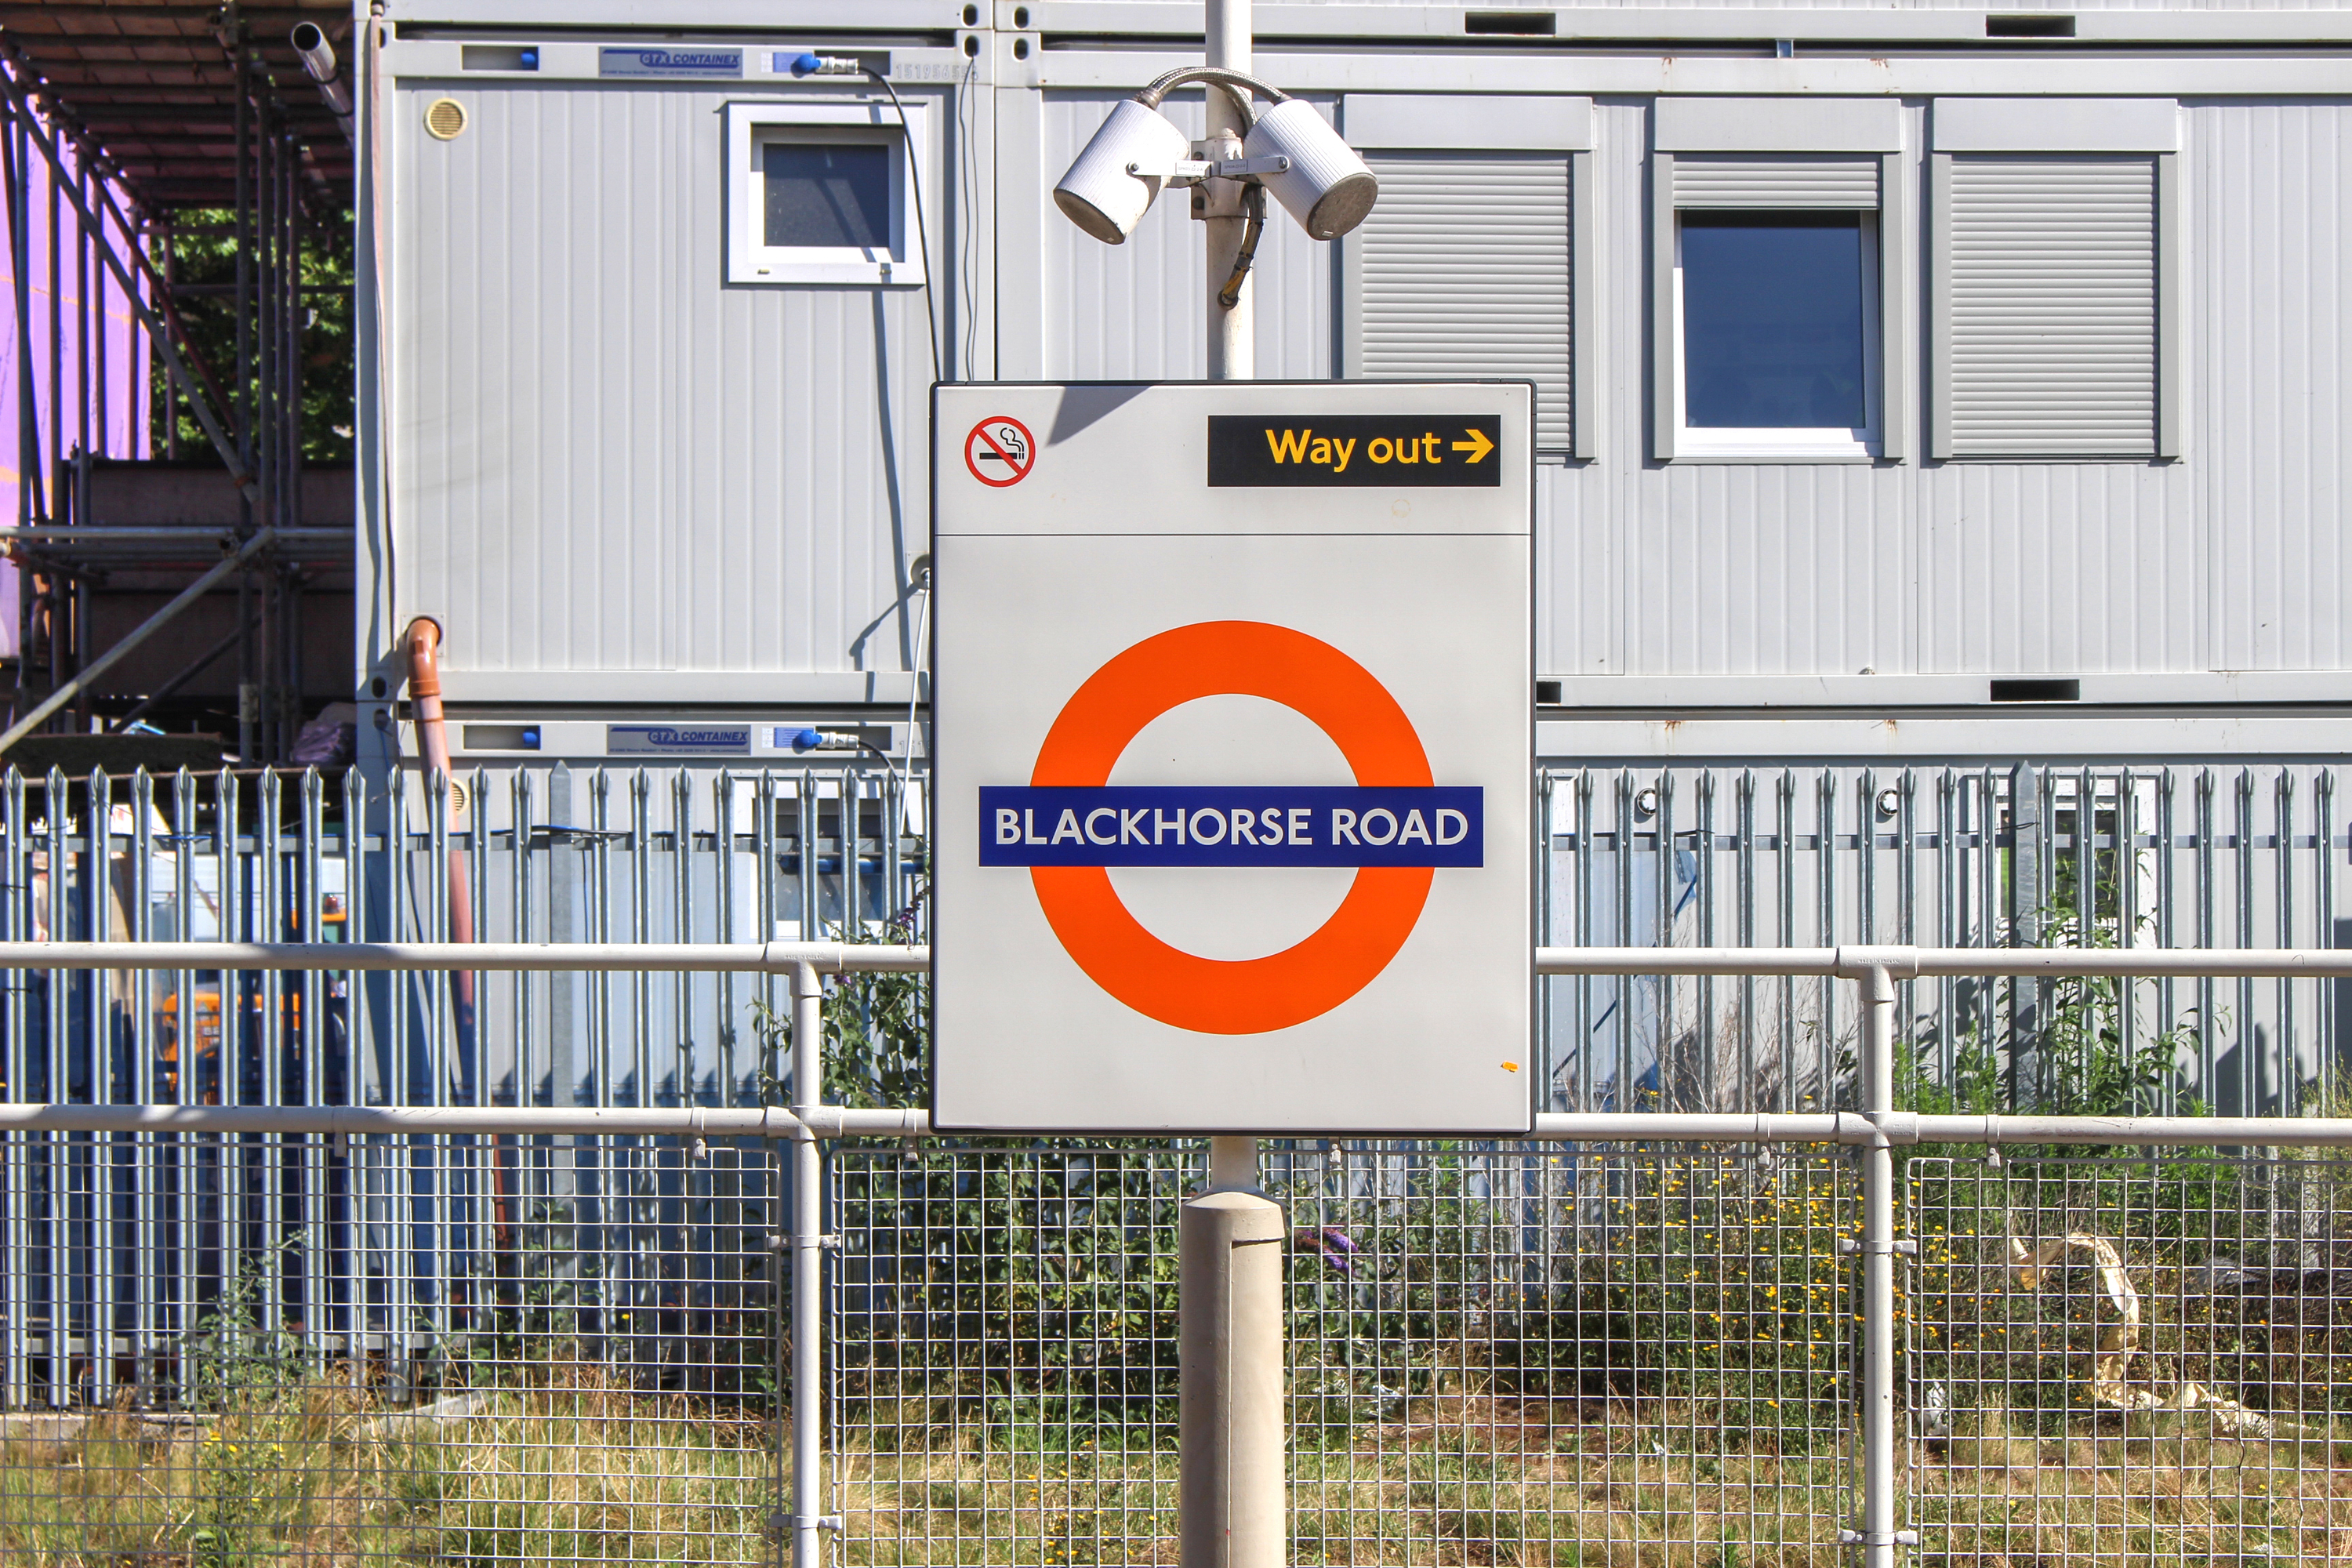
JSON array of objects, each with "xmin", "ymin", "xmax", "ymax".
[{"xmin": 930, "ymin": 379, "xmax": 1534, "ymax": 1137}]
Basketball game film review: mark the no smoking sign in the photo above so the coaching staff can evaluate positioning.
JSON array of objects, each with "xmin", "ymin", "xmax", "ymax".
[
  {"xmin": 930, "ymin": 381, "xmax": 1534, "ymax": 1135},
  {"xmin": 963, "ymin": 416, "xmax": 1034, "ymax": 487}
]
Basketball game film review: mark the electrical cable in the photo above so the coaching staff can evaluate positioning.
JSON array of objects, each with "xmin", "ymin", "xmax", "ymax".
[
  {"xmin": 365, "ymin": 19, "xmax": 399, "ymax": 663},
  {"xmin": 1216, "ymin": 181, "xmax": 1267, "ymax": 311},
  {"xmin": 789, "ymin": 54, "xmax": 942, "ymax": 847},
  {"xmin": 958, "ymin": 52, "xmax": 978, "ymax": 382},
  {"xmin": 861, "ymin": 66, "xmax": 938, "ymax": 835},
  {"xmin": 860, "ymin": 66, "xmax": 942, "ymax": 388},
  {"xmin": 859, "ymin": 61, "xmax": 943, "ymax": 840}
]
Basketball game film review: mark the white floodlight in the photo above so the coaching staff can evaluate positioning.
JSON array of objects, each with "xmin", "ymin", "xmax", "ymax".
[
  {"xmin": 1052, "ymin": 67, "xmax": 1377, "ymax": 247},
  {"xmin": 1243, "ymin": 100, "xmax": 1378, "ymax": 241},
  {"xmin": 1053, "ymin": 99, "xmax": 1194, "ymax": 245}
]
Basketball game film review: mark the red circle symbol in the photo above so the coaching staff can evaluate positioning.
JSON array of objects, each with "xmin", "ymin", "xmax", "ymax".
[
  {"xmin": 964, "ymin": 416, "xmax": 1036, "ymax": 488},
  {"xmin": 1028, "ymin": 621, "xmax": 1433, "ymax": 1036}
]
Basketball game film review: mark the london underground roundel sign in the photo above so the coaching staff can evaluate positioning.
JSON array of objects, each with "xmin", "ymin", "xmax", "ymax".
[
  {"xmin": 1009, "ymin": 619, "xmax": 1454, "ymax": 1035},
  {"xmin": 931, "ymin": 381, "xmax": 1534, "ymax": 1136}
]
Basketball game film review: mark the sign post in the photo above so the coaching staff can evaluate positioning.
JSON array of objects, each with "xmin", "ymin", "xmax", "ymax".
[
  {"xmin": 960, "ymin": 14, "xmax": 1519, "ymax": 1559},
  {"xmin": 933, "ymin": 377, "xmax": 1534, "ymax": 1563},
  {"xmin": 1192, "ymin": 13, "xmax": 1278, "ymax": 1546}
]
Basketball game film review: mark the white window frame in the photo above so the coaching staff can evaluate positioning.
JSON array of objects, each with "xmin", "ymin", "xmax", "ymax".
[
  {"xmin": 1671, "ymin": 209, "xmax": 1882, "ymax": 463},
  {"xmin": 1646, "ymin": 99, "xmax": 1909, "ymax": 464},
  {"xmin": 724, "ymin": 100, "xmax": 927, "ymax": 286}
]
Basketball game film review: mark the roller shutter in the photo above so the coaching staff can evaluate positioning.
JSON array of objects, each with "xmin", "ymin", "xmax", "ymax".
[
  {"xmin": 1671, "ymin": 155, "xmax": 1879, "ymax": 209},
  {"xmin": 1359, "ymin": 154, "xmax": 1573, "ymax": 450},
  {"xmin": 1947, "ymin": 156, "xmax": 2157, "ymax": 457}
]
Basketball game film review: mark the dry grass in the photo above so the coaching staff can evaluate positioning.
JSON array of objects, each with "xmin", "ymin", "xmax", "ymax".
[
  {"xmin": 13, "ymin": 1391, "xmax": 2352, "ymax": 1566},
  {"xmin": 835, "ymin": 1396, "xmax": 2352, "ymax": 1567},
  {"xmin": 839, "ymin": 1441, "xmax": 1849, "ymax": 1567},
  {"xmin": 1914, "ymin": 1405, "xmax": 2352, "ymax": 1564},
  {"xmin": 837, "ymin": 1382, "xmax": 1848, "ymax": 1568},
  {"xmin": 0, "ymin": 1370, "xmax": 775, "ymax": 1566}
]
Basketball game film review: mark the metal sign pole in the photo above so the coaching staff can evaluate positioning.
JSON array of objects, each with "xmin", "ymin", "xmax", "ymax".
[
  {"xmin": 1180, "ymin": 6, "xmax": 1287, "ymax": 1567},
  {"xmin": 1200, "ymin": 0, "xmax": 1253, "ymax": 383},
  {"xmin": 1181, "ymin": 1143, "xmax": 1286, "ymax": 1568}
]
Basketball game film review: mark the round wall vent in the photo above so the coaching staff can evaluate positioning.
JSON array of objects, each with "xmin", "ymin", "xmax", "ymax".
[{"xmin": 423, "ymin": 97, "xmax": 468, "ymax": 140}]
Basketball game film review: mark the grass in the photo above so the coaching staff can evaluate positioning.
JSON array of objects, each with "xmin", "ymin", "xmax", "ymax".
[
  {"xmin": 837, "ymin": 1430, "xmax": 1852, "ymax": 1567},
  {"xmin": 0, "ymin": 1364, "xmax": 776, "ymax": 1566},
  {"xmin": 1915, "ymin": 1406, "xmax": 2352, "ymax": 1564},
  {"xmin": 10, "ymin": 1376, "xmax": 2352, "ymax": 1566},
  {"xmin": 833, "ymin": 1420, "xmax": 2352, "ymax": 1566}
]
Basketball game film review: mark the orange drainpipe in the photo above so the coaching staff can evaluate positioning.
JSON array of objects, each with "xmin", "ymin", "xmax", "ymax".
[
  {"xmin": 403, "ymin": 617, "xmax": 477, "ymax": 963},
  {"xmin": 405, "ymin": 616, "xmax": 510, "ymax": 1287}
]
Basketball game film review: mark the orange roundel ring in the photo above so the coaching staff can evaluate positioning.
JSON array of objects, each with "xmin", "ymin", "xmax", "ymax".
[{"xmin": 1029, "ymin": 620, "xmax": 1434, "ymax": 1035}]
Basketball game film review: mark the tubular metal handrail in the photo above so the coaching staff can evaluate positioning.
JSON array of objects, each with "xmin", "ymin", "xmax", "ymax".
[
  {"xmin": 0, "ymin": 939, "xmax": 926, "ymax": 973},
  {"xmin": 13, "ymin": 1102, "xmax": 2352, "ymax": 1145},
  {"xmin": 0, "ymin": 1102, "xmax": 930, "ymax": 1135},
  {"xmin": 5, "ymin": 939, "xmax": 2352, "ymax": 978}
]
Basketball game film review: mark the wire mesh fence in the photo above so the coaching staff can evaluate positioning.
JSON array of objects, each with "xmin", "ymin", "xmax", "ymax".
[
  {"xmin": 16, "ymin": 1131, "xmax": 2352, "ymax": 1564},
  {"xmin": 829, "ymin": 1144, "xmax": 1190, "ymax": 1567},
  {"xmin": 1907, "ymin": 1152, "xmax": 2352, "ymax": 1566},
  {"xmin": 831, "ymin": 1142, "xmax": 1857, "ymax": 1566},
  {"xmin": 0, "ymin": 1131, "xmax": 783, "ymax": 1563}
]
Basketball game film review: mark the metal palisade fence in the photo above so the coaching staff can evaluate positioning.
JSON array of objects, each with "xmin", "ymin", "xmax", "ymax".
[
  {"xmin": 0, "ymin": 757, "xmax": 2339, "ymax": 1122},
  {"xmin": 2, "ymin": 759, "xmax": 2352, "ymax": 1565},
  {"xmin": 1544, "ymin": 761, "xmax": 2345, "ymax": 1121},
  {"xmin": 0, "ymin": 761, "xmax": 924, "ymax": 1116}
]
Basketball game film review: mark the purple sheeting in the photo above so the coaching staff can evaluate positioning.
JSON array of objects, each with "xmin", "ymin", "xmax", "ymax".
[{"xmin": 0, "ymin": 118, "xmax": 152, "ymax": 659}]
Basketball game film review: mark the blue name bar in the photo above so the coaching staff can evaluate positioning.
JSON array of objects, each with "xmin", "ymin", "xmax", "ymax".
[{"xmin": 979, "ymin": 787, "xmax": 1483, "ymax": 868}]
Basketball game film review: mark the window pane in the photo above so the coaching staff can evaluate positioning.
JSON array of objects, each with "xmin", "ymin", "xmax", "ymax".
[
  {"xmin": 1682, "ymin": 212, "xmax": 1867, "ymax": 429},
  {"xmin": 763, "ymin": 142, "xmax": 891, "ymax": 249}
]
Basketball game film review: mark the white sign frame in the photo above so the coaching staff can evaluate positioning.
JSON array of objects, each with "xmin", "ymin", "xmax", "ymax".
[{"xmin": 930, "ymin": 380, "xmax": 1535, "ymax": 1135}]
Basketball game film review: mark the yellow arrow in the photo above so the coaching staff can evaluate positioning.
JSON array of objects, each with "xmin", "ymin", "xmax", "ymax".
[{"xmin": 1450, "ymin": 427, "xmax": 1495, "ymax": 463}]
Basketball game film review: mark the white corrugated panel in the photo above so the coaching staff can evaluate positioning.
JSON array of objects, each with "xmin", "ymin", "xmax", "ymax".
[
  {"xmin": 390, "ymin": 82, "xmax": 942, "ymax": 686},
  {"xmin": 2200, "ymin": 102, "xmax": 2352, "ymax": 671},
  {"xmin": 1359, "ymin": 154, "xmax": 1573, "ymax": 450},
  {"xmin": 1671, "ymin": 156, "xmax": 1878, "ymax": 209},
  {"xmin": 1949, "ymin": 157, "xmax": 2157, "ymax": 457}
]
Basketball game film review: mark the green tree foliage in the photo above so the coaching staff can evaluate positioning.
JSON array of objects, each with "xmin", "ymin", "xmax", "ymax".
[{"xmin": 150, "ymin": 209, "xmax": 354, "ymax": 466}]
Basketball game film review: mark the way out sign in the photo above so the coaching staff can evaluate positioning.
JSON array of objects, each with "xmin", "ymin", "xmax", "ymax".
[{"xmin": 931, "ymin": 382, "xmax": 1534, "ymax": 1135}]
